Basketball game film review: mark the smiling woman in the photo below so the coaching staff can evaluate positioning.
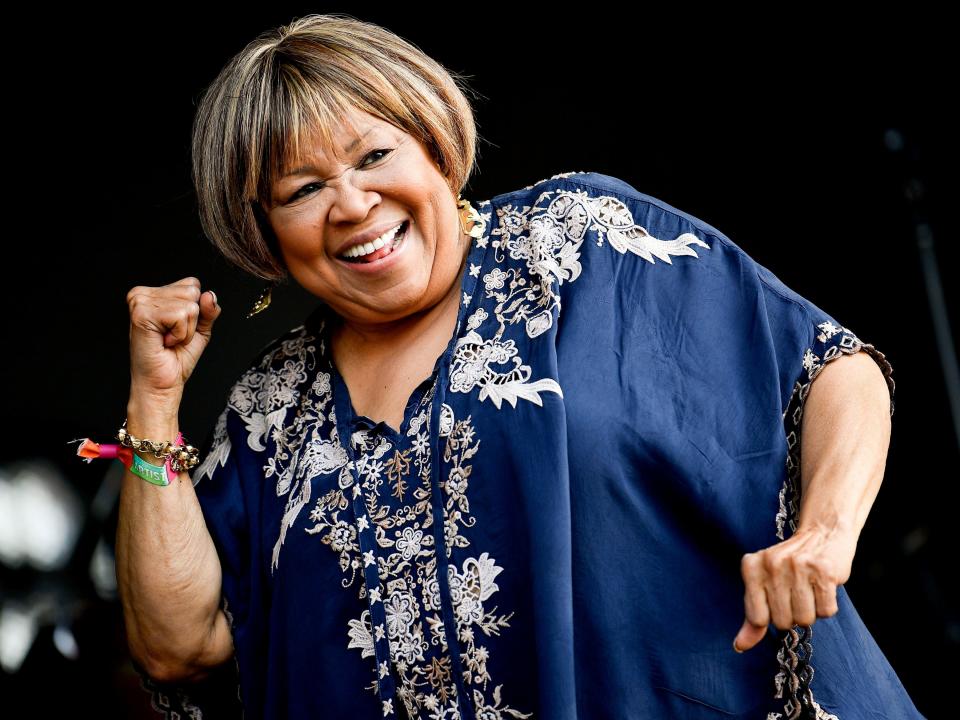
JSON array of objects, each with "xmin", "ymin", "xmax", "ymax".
[
  {"xmin": 113, "ymin": 11, "xmax": 926, "ymax": 720},
  {"xmin": 260, "ymin": 106, "xmax": 473, "ymax": 331},
  {"xmin": 190, "ymin": 15, "xmax": 478, "ymax": 287}
]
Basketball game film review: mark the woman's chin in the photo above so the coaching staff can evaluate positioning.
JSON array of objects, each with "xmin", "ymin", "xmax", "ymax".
[{"xmin": 338, "ymin": 278, "xmax": 434, "ymax": 323}]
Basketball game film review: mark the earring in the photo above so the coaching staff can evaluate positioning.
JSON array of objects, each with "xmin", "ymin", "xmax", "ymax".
[
  {"xmin": 457, "ymin": 194, "xmax": 485, "ymax": 239},
  {"xmin": 246, "ymin": 283, "xmax": 274, "ymax": 319}
]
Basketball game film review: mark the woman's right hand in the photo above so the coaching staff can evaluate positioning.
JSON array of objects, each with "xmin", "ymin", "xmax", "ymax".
[{"xmin": 126, "ymin": 277, "xmax": 221, "ymax": 409}]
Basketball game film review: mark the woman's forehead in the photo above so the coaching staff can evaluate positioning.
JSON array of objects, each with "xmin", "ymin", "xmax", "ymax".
[{"xmin": 281, "ymin": 112, "xmax": 399, "ymax": 168}]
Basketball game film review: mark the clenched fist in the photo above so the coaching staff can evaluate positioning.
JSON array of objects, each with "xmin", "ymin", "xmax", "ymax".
[
  {"xmin": 126, "ymin": 277, "xmax": 221, "ymax": 409},
  {"xmin": 732, "ymin": 524, "xmax": 855, "ymax": 652}
]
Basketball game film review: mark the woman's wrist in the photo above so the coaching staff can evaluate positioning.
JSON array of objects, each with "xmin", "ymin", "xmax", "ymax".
[
  {"xmin": 126, "ymin": 396, "xmax": 181, "ymax": 439},
  {"xmin": 129, "ymin": 381, "xmax": 183, "ymax": 411}
]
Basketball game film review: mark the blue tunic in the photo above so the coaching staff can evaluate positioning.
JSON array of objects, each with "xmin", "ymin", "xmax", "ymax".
[{"xmin": 137, "ymin": 171, "xmax": 924, "ymax": 719}]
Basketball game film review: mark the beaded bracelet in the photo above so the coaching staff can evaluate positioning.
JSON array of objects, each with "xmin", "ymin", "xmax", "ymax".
[
  {"xmin": 116, "ymin": 419, "xmax": 199, "ymax": 472},
  {"xmin": 71, "ymin": 422, "xmax": 201, "ymax": 487}
]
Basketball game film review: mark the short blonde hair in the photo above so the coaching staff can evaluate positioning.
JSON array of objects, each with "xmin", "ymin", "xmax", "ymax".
[{"xmin": 191, "ymin": 13, "xmax": 481, "ymax": 282}]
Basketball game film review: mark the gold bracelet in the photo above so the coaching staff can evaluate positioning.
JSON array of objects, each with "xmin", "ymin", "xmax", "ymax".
[{"xmin": 116, "ymin": 420, "xmax": 200, "ymax": 472}]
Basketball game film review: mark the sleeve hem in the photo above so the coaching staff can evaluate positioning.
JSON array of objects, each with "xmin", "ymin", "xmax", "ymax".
[
  {"xmin": 854, "ymin": 343, "xmax": 896, "ymax": 418},
  {"xmin": 804, "ymin": 330, "xmax": 896, "ymax": 419}
]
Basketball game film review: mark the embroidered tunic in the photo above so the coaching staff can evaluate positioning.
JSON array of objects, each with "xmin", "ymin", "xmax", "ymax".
[{"xmin": 138, "ymin": 171, "xmax": 925, "ymax": 719}]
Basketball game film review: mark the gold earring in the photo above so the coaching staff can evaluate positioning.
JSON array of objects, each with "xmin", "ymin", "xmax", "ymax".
[
  {"xmin": 246, "ymin": 283, "xmax": 274, "ymax": 319},
  {"xmin": 457, "ymin": 194, "xmax": 485, "ymax": 239}
]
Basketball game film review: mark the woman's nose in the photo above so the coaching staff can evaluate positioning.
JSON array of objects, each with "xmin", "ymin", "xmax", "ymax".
[{"xmin": 327, "ymin": 173, "xmax": 380, "ymax": 224}]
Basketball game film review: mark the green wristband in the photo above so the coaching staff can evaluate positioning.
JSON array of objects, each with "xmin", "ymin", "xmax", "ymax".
[{"xmin": 131, "ymin": 452, "xmax": 172, "ymax": 486}]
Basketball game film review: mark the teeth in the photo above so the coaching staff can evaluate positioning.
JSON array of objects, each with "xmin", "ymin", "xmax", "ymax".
[{"xmin": 342, "ymin": 223, "xmax": 404, "ymax": 258}]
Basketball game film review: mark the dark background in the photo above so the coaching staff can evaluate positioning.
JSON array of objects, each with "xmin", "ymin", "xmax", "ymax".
[{"xmin": 4, "ymin": 7, "xmax": 956, "ymax": 718}]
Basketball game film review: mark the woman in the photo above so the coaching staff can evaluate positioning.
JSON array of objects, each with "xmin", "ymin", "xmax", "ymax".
[{"xmin": 111, "ymin": 13, "xmax": 923, "ymax": 720}]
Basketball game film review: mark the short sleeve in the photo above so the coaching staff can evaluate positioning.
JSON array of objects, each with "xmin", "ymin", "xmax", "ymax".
[
  {"xmin": 755, "ymin": 260, "xmax": 896, "ymax": 418},
  {"xmin": 754, "ymin": 261, "xmax": 896, "ymax": 541}
]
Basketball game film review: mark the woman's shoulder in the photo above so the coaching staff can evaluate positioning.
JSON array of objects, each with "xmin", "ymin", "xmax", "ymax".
[
  {"xmin": 480, "ymin": 169, "xmax": 763, "ymax": 296},
  {"xmin": 194, "ymin": 314, "xmax": 331, "ymax": 483},
  {"xmin": 224, "ymin": 314, "xmax": 328, "ymax": 417},
  {"xmin": 489, "ymin": 169, "xmax": 737, "ymax": 250},
  {"xmin": 247, "ymin": 319, "xmax": 321, "ymax": 378}
]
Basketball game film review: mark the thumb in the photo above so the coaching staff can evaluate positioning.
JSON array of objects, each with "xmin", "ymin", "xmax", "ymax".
[
  {"xmin": 196, "ymin": 290, "xmax": 221, "ymax": 338},
  {"xmin": 733, "ymin": 618, "xmax": 768, "ymax": 653}
]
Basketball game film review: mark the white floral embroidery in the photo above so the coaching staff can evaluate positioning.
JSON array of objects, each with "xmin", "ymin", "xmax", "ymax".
[
  {"xmin": 318, "ymin": 385, "xmax": 529, "ymax": 719},
  {"xmin": 816, "ymin": 321, "xmax": 842, "ymax": 343},
  {"xmin": 193, "ymin": 407, "xmax": 230, "ymax": 486},
  {"xmin": 193, "ymin": 326, "xmax": 351, "ymax": 574},
  {"xmin": 450, "ymin": 181, "xmax": 710, "ymax": 410},
  {"xmin": 474, "ymin": 685, "xmax": 533, "ymax": 719},
  {"xmin": 348, "ymin": 609, "xmax": 376, "ymax": 659},
  {"xmin": 466, "ymin": 307, "xmax": 488, "ymax": 332}
]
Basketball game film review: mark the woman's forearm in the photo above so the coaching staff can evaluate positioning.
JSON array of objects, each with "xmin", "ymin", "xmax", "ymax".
[
  {"xmin": 115, "ymin": 399, "xmax": 228, "ymax": 682},
  {"xmin": 797, "ymin": 350, "xmax": 893, "ymax": 540},
  {"xmin": 734, "ymin": 350, "xmax": 893, "ymax": 651}
]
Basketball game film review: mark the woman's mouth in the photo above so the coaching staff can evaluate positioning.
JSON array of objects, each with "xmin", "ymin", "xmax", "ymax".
[{"xmin": 338, "ymin": 220, "xmax": 408, "ymax": 265}]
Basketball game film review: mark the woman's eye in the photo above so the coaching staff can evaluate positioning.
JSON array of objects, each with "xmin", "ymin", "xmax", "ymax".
[
  {"xmin": 362, "ymin": 148, "xmax": 392, "ymax": 166},
  {"xmin": 290, "ymin": 183, "xmax": 321, "ymax": 201}
]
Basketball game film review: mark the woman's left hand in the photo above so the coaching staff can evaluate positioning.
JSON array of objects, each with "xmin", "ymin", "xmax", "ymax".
[{"xmin": 733, "ymin": 524, "xmax": 857, "ymax": 652}]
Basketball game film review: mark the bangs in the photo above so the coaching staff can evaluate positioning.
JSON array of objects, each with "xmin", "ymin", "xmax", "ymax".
[{"xmin": 255, "ymin": 79, "xmax": 363, "ymax": 208}]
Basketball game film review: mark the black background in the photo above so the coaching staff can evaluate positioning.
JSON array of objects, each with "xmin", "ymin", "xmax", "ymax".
[{"xmin": 4, "ymin": 6, "xmax": 956, "ymax": 718}]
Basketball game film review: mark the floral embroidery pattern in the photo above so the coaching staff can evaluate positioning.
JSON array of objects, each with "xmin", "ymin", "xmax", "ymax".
[
  {"xmin": 195, "ymin": 327, "xmax": 352, "ymax": 574},
  {"xmin": 312, "ymin": 384, "xmax": 529, "ymax": 718},
  {"xmin": 438, "ymin": 405, "xmax": 527, "ymax": 718},
  {"xmin": 451, "ymin": 181, "xmax": 710, "ymax": 409},
  {"xmin": 194, "ymin": 312, "xmax": 531, "ymax": 717},
  {"xmin": 437, "ymin": 403, "xmax": 477, "ymax": 557}
]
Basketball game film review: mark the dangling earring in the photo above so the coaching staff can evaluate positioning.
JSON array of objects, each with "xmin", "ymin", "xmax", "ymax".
[
  {"xmin": 457, "ymin": 194, "xmax": 485, "ymax": 239},
  {"xmin": 246, "ymin": 283, "xmax": 274, "ymax": 319}
]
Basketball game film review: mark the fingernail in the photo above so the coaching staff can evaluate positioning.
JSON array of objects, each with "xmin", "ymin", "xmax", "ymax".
[
  {"xmin": 210, "ymin": 291, "xmax": 218, "ymax": 306},
  {"xmin": 732, "ymin": 638, "xmax": 743, "ymax": 653}
]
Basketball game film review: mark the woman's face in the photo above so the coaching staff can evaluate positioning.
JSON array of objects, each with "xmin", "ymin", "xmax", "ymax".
[{"xmin": 263, "ymin": 106, "xmax": 468, "ymax": 328}]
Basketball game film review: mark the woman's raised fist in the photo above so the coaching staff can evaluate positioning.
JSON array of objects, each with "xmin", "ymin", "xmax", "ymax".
[{"xmin": 126, "ymin": 277, "xmax": 221, "ymax": 407}]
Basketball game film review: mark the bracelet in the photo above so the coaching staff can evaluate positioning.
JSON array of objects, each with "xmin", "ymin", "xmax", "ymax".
[
  {"xmin": 116, "ymin": 420, "xmax": 199, "ymax": 472},
  {"xmin": 71, "ymin": 421, "xmax": 202, "ymax": 488}
]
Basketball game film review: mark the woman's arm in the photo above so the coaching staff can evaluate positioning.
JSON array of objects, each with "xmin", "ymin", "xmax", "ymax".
[
  {"xmin": 117, "ymin": 280, "xmax": 234, "ymax": 681},
  {"xmin": 733, "ymin": 350, "xmax": 892, "ymax": 652},
  {"xmin": 116, "ymin": 402, "xmax": 236, "ymax": 682}
]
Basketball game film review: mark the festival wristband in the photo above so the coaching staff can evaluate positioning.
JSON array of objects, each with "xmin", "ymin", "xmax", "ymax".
[
  {"xmin": 72, "ymin": 437, "xmax": 179, "ymax": 486},
  {"xmin": 130, "ymin": 451, "xmax": 175, "ymax": 486}
]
